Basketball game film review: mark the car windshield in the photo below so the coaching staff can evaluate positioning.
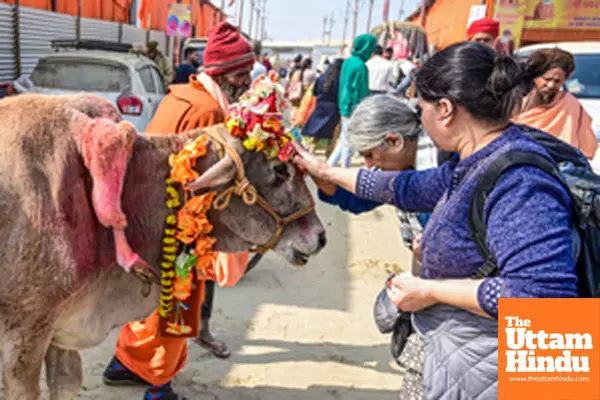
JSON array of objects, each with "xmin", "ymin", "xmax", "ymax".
[
  {"xmin": 565, "ymin": 54, "xmax": 600, "ymax": 100},
  {"xmin": 30, "ymin": 59, "xmax": 131, "ymax": 92}
]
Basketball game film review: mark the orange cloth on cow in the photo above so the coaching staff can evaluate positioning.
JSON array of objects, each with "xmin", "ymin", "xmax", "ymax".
[
  {"xmin": 116, "ymin": 76, "xmax": 249, "ymax": 386},
  {"xmin": 514, "ymin": 92, "xmax": 598, "ymax": 159},
  {"xmin": 214, "ymin": 252, "xmax": 250, "ymax": 287},
  {"xmin": 114, "ymin": 252, "xmax": 249, "ymax": 386}
]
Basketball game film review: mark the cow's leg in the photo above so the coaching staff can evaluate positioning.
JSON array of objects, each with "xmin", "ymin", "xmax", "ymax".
[
  {"xmin": 2, "ymin": 325, "xmax": 53, "ymax": 400},
  {"xmin": 44, "ymin": 344, "xmax": 83, "ymax": 400}
]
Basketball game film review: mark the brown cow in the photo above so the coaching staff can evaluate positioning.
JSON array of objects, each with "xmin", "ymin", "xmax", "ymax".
[{"xmin": 0, "ymin": 93, "xmax": 325, "ymax": 400}]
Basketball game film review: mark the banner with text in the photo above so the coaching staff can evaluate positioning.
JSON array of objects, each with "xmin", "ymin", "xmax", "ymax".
[
  {"xmin": 523, "ymin": 0, "xmax": 600, "ymax": 30},
  {"xmin": 494, "ymin": 0, "xmax": 527, "ymax": 48},
  {"xmin": 167, "ymin": 4, "xmax": 192, "ymax": 38},
  {"xmin": 499, "ymin": 298, "xmax": 600, "ymax": 400}
]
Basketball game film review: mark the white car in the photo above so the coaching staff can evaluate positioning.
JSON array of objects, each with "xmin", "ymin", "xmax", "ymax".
[
  {"xmin": 516, "ymin": 42, "xmax": 600, "ymax": 142},
  {"xmin": 29, "ymin": 50, "xmax": 167, "ymax": 132}
]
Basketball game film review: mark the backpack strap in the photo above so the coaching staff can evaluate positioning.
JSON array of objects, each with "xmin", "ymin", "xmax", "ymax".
[{"xmin": 469, "ymin": 150, "xmax": 564, "ymax": 278}]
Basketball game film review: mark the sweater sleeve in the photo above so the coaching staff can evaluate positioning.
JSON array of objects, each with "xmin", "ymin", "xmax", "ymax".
[
  {"xmin": 477, "ymin": 166, "xmax": 579, "ymax": 318},
  {"xmin": 318, "ymin": 187, "xmax": 382, "ymax": 214},
  {"xmin": 355, "ymin": 161, "xmax": 455, "ymax": 213}
]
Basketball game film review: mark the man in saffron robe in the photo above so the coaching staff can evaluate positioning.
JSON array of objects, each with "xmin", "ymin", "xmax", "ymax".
[
  {"xmin": 102, "ymin": 22, "xmax": 253, "ymax": 400},
  {"xmin": 514, "ymin": 48, "xmax": 597, "ymax": 159}
]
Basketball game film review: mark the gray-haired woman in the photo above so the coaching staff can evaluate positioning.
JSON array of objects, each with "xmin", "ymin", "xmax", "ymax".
[
  {"xmin": 308, "ymin": 95, "xmax": 441, "ymax": 399},
  {"xmin": 334, "ymin": 95, "xmax": 440, "ymax": 256}
]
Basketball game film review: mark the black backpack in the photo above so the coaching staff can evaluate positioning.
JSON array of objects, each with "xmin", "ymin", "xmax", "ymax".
[{"xmin": 469, "ymin": 125, "xmax": 600, "ymax": 298}]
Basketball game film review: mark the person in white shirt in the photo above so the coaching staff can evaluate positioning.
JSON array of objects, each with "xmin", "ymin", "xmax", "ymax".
[{"xmin": 366, "ymin": 45, "xmax": 394, "ymax": 94}]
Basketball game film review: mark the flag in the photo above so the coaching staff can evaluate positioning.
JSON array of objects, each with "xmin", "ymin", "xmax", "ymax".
[
  {"xmin": 137, "ymin": 0, "xmax": 149, "ymax": 29},
  {"xmin": 228, "ymin": 0, "xmax": 236, "ymax": 7},
  {"xmin": 383, "ymin": 0, "xmax": 390, "ymax": 22}
]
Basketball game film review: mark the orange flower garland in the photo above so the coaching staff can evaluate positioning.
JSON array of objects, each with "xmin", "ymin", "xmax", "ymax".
[
  {"xmin": 169, "ymin": 135, "xmax": 211, "ymax": 185},
  {"xmin": 159, "ymin": 135, "xmax": 219, "ymax": 336}
]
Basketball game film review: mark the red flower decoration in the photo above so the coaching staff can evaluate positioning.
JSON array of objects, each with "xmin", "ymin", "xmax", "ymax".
[
  {"xmin": 278, "ymin": 141, "xmax": 295, "ymax": 162},
  {"xmin": 247, "ymin": 113, "xmax": 264, "ymax": 133}
]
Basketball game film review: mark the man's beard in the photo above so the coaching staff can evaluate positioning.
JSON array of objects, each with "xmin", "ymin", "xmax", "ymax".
[
  {"xmin": 219, "ymin": 79, "xmax": 249, "ymax": 103},
  {"xmin": 535, "ymin": 88, "xmax": 558, "ymax": 106}
]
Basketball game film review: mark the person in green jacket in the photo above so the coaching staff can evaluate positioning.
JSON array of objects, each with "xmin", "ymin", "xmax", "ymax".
[{"xmin": 328, "ymin": 34, "xmax": 377, "ymax": 168}]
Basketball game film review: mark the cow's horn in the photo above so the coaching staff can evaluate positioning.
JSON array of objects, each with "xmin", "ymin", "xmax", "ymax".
[{"xmin": 185, "ymin": 154, "xmax": 236, "ymax": 191}]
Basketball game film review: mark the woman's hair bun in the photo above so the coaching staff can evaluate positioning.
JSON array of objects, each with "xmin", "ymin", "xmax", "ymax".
[{"xmin": 486, "ymin": 56, "xmax": 529, "ymax": 98}]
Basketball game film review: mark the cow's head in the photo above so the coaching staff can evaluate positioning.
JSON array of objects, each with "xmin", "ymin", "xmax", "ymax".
[{"xmin": 182, "ymin": 126, "xmax": 326, "ymax": 266}]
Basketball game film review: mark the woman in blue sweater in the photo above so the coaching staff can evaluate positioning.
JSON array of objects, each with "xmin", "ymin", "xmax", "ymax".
[{"xmin": 294, "ymin": 42, "xmax": 578, "ymax": 399}]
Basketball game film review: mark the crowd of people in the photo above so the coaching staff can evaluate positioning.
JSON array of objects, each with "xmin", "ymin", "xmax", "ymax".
[
  {"xmin": 106, "ymin": 15, "xmax": 599, "ymax": 400},
  {"xmin": 290, "ymin": 15, "xmax": 597, "ymax": 400}
]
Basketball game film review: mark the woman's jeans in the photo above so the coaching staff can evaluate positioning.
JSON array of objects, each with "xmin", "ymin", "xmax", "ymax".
[{"xmin": 327, "ymin": 116, "xmax": 353, "ymax": 168}]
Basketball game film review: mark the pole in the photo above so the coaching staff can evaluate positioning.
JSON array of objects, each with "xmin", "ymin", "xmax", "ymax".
[
  {"xmin": 12, "ymin": 0, "xmax": 20, "ymax": 79},
  {"xmin": 248, "ymin": 0, "xmax": 254, "ymax": 39},
  {"xmin": 238, "ymin": 0, "xmax": 245, "ymax": 31},
  {"xmin": 342, "ymin": 0, "xmax": 350, "ymax": 49},
  {"xmin": 254, "ymin": 0, "xmax": 261, "ymax": 40},
  {"xmin": 328, "ymin": 12, "xmax": 334, "ymax": 44},
  {"xmin": 366, "ymin": 0, "xmax": 374, "ymax": 33},
  {"xmin": 220, "ymin": 0, "xmax": 225, "ymax": 22},
  {"xmin": 398, "ymin": 0, "xmax": 405, "ymax": 20},
  {"xmin": 322, "ymin": 14, "xmax": 328, "ymax": 42},
  {"xmin": 352, "ymin": 0, "xmax": 359, "ymax": 42},
  {"xmin": 76, "ymin": 0, "xmax": 81, "ymax": 42},
  {"xmin": 118, "ymin": 20, "xmax": 123, "ymax": 43},
  {"xmin": 261, "ymin": 0, "xmax": 267, "ymax": 41},
  {"xmin": 146, "ymin": 14, "xmax": 151, "ymax": 45}
]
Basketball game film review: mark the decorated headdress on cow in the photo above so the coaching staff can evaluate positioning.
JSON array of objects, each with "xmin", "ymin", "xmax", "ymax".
[{"xmin": 225, "ymin": 71, "xmax": 301, "ymax": 162}]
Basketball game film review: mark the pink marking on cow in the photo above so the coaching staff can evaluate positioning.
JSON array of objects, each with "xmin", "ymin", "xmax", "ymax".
[
  {"xmin": 77, "ymin": 118, "xmax": 154, "ymax": 276},
  {"xmin": 299, "ymin": 217, "xmax": 310, "ymax": 236},
  {"xmin": 114, "ymin": 229, "xmax": 140, "ymax": 272},
  {"xmin": 78, "ymin": 119, "xmax": 135, "ymax": 229}
]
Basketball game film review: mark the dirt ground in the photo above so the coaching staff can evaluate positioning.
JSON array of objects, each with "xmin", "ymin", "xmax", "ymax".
[{"xmin": 3, "ymin": 181, "xmax": 413, "ymax": 400}]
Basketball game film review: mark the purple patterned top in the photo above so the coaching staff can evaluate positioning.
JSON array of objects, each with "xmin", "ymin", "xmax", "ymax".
[{"xmin": 356, "ymin": 126, "xmax": 579, "ymax": 318}]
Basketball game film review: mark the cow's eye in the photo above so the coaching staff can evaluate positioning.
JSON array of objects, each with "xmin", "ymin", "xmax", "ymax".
[{"xmin": 273, "ymin": 163, "xmax": 290, "ymax": 185}]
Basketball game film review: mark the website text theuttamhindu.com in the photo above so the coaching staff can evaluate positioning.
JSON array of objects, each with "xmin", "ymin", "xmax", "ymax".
[{"xmin": 508, "ymin": 376, "xmax": 590, "ymax": 383}]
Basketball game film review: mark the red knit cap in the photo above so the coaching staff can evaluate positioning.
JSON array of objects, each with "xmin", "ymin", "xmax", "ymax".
[
  {"xmin": 203, "ymin": 22, "xmax": 255, "ymax": 77},
  {"xmin": 467, "ymin": 18, "xmax": 500, "ymax": 39}
]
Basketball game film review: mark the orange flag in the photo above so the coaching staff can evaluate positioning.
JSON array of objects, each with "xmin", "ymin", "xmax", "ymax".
[{"xmin": 138, "ymin": 0, "xmax": 150, "ymax": 29}]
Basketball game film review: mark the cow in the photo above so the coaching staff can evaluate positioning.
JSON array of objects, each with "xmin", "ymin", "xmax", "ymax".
[{"xmin": 0, "ymin": 93, "xmax": 326, "ymax": 400}]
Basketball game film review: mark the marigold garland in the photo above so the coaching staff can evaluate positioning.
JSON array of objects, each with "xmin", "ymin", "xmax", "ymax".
[
  {"xmin": 159, "ymin": 136, "xmax": 218, "ymax": 336},
  {"xmin": 158, "ymin": 178, "xmax": 180, "ymax": 319},
  {"xmin": 160, "ymin": 73, "xmax": 302, "ymax": 335}
]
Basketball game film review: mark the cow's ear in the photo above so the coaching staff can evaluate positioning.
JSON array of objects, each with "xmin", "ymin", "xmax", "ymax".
[{"xmin": 185, "ymin": 154, "xmax": 236, "ymax": 191}]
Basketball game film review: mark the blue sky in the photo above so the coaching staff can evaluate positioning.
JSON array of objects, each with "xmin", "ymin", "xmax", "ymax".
[{"xmin": 227, "ymin": 0, "xmax": 421, "ymax": 41}]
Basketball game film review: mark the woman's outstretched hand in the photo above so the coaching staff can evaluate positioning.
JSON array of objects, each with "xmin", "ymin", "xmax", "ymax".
[
  {"xmin": 292, "ymin": 141, "xmax": 361, "ymax": 196},
  {"xmin": 292, "ymin": 141, "xmax": 337, "ymax": 196},
  {"xmin": 292, "ymin": 141, "xmax": 328, "ymax": 180}
]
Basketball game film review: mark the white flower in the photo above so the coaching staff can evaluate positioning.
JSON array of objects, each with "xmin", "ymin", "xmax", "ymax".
[{"xmin": 248, "ymin": 124, "xmax": 271, "ymax": 141}]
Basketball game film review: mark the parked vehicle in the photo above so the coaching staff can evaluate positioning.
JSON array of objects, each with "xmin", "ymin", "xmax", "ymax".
[
  {"xmin": 516, "ymin": 42, "xmax": 600, "ymax": 142},
  {"xmin": 28, "ymin": 40, "xmax": 167, "ymax": 132}
]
